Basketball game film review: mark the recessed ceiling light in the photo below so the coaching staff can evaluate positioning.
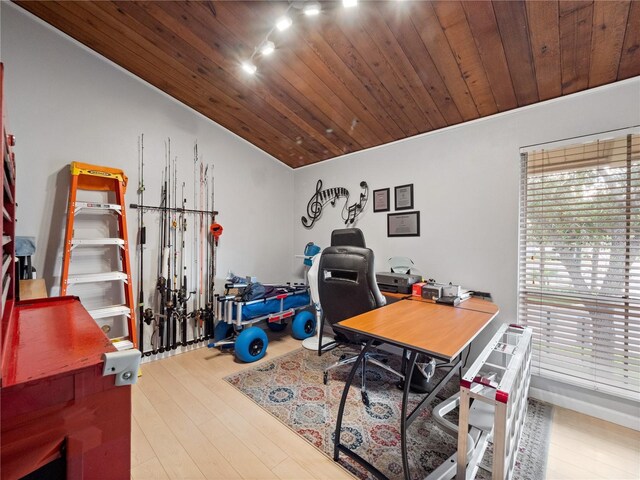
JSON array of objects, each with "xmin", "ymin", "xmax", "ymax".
[
  {"xmin": 241, "ymin": 61, "xmax": 257, "ymax": 75},
  {"xmin": 304, "ymin": 3, "xmax": 321, "ymax": 16},
  {"xmin": 260, "ymin": 41, "xmax": 275, "ymax": 56},
  {"xmin": 343, "ymin": 0, "xmax": 358, "ymax": 8},
  {"xmin": 276, "ymin": 16, "xmax": 292, "ymax": 31}
]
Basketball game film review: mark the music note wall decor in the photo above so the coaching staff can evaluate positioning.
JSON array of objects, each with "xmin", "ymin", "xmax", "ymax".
[{"xmin": 301, "ymin": 180, "xmax": 369, "ymax": 229}]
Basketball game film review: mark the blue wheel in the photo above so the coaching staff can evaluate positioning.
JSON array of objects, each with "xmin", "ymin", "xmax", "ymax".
[
  {"xmin": 291, "ymin": 310, "xmax": 316, "ymax": 340},
  {"xmin": 267, "ymin": 321, "xmax": 287, "ymax": 332},
  {"xmin": 235, "ymin": 327, "xmax": 269, "ymax": 362}
]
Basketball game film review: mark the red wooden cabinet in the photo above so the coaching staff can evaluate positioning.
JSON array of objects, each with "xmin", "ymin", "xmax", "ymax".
[
  {"xmin": 0, "ymin": 63, "xmax": 132, "ymax": 480},
  {"xmin": 1, "ymin": 297, "xmax": 132, "ymax": 479}
]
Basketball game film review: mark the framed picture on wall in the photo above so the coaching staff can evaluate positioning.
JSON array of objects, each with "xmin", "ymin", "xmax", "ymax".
[
  {"xmin": 394, "ymin": 184, "xmax": 414, "ymax": 210},
  {"xmin": 387, "ymin": 211, "xmax": 420, "ymax": 237},
  {"xmin": 372, "ymin": 188, "xmax": 390, "ymax": 212}
]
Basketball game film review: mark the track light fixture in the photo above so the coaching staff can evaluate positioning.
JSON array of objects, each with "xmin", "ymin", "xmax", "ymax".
[
  {"xmin": 241, "ymin": 61, "xmax": 257, "ymax": 75},
  {"xmin": 260, "ymin": 41, "xmax": 275, "ymax": 56},
  {"xmin": 242, "ymin": 0, "xmax": 359, "ymax": 79},
  {"xmin": 276, "ymin": 16, "xmax": 293, "ymax": 31},
  {"xmin": 303, "ymin": 2, "xmax": 321, "ymax": 16}
]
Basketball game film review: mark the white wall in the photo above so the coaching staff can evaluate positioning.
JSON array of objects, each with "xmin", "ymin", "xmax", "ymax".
[
  {"xmin": 1, "ymin": 4, "xmax": 294, "ymax": 346},
  {"xmin": 293, "ymin": 77, "xmax": 640, "ymax": 427}
]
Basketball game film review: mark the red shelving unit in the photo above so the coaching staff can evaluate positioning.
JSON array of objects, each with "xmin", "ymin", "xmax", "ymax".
[{"xmin": 1, "ymin": 63, "xmax": 17, "ymax": 378}]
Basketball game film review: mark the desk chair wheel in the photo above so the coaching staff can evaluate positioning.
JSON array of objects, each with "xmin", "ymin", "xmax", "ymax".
[{"xmin": 361, "ymin": 391, "xmax": 370, "ymax": 407}]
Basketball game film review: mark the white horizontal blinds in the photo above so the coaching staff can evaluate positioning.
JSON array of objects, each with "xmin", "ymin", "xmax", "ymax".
[{"xmin": 519, "ymin": 133, "xmax": 640, "ymax": 400}]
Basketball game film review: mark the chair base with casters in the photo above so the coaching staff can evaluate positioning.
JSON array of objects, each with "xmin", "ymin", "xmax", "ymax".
[{"xmin": 323, "ymin": 344, "xmax": 404, "ymax": 406}]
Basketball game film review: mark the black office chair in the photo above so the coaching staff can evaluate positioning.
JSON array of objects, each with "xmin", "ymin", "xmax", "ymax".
[{"xmin": 317, "ymin": 234, "xmax": 403, "ymax": 405}]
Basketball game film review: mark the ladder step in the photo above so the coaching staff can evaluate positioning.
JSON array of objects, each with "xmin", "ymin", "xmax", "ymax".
[
  {"xmin": 71, "ymin": 238, "xmax": 125, "ymax": 247},
  {"xmin": 89, "ymin": 304, "xmax": 131, "ymax": 319},
  {"xmin": 74, "ymin": 201, "xmax": 122, "ymax": 214},
  {"xmin": 66, "ymin": 271, "xmax": 128, "ymax": 285}
]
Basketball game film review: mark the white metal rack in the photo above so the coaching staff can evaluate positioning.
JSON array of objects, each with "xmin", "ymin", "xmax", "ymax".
[{"xmin": 427, "ymin": 324, "xmax": 532, "ymax": 480}]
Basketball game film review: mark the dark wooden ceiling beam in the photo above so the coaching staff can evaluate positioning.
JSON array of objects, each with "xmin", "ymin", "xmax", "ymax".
[
  {"xmin": 589, "ymin": 1, "xmax": 632, "ymax": 88},
  {"xmin": 360, "ymin": 5, "xmax": 447, "ymax": 130},
  {"xmin": 526, "ymin": 1, "xmax": 562, "ymax": 102},
  {"xmin": 618, "ymin": 0, "xmax": 640, "ymax": 80},
  {"xmin": 618, "ymin": 2, "xmax": 640, "ymax": 80},
  {"xmin": 559, "ymin": 0, "xmax": 594, "ymax": 95},
  {"xmin": 317, "ymin": 15, "xmax": 420, "ymax": 137},
  {"xmin": 301, "ymin": 21, "xmax": 405, "ymax": 140},
  {"xmin": 335, "ymin": 8, "xmax": 434, "ymax": 134},
  {"xmin": 492, "ymin": 0, "xmax": 539, "ymax": 106},
  {"xmin": 461, "ymin": 0, "xmax": 518, "ymax": 112},
  {"xmin": 409, "ymin": 2, "xmax": 480, "ymax": 121},
  {"xmin": 432, "ymin": 1, "xmax": 498, "ymax": 117},
  {"xmin": 379, "ymin": 4, "xmax": 463, "ymax": 126}
]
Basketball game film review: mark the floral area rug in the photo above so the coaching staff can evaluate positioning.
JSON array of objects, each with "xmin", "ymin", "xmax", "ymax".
[{"xmin": 225, "ymin": 347, "xmax": 552, "ymax": 480}]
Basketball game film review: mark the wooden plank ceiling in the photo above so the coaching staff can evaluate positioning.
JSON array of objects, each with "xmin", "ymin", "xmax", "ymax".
[{"xmin": 15, "ymin": 1, "xmax": 640, "ymax": 168}]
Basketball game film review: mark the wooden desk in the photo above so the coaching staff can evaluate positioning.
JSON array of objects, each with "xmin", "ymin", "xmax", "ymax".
[
  {"xmin": 332, "ymin": 297, "xmax": 498, "ymax": 480},
  {"xmin": 406, "ymin": 295, "xmax": 500, "ymax": 315},
  {"xmin": 337, "ymin": 299, "xmax": 497, "ymax": 360}
]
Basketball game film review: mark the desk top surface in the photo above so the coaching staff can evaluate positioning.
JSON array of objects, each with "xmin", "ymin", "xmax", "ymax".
[
  {"xmin": 336, "ymin": 298, "xmax": 499, "ymax": 360},
  {"xmin": 1, "ymin": 296, "xmax": 115, "ymax": 388}
]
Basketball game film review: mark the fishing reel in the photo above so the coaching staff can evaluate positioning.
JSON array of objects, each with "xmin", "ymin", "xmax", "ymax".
[{"xmin": 143, "ymin": 308, "xmax": 154, "ymax": 325}]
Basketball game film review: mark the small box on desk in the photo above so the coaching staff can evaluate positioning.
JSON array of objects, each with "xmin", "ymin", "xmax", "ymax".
[
  {"xmin": 422, "ymin": 284, "xmax": 443, "ymax": 301},
  {"xmin": 412, "ymin": 282, "xmax": 426, "ymax": 296}
]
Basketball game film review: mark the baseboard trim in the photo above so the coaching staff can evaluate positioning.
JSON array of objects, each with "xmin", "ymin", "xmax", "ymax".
[{"xmin": 529, "ymin": 387, "xmax": 640, "ymax": 431}]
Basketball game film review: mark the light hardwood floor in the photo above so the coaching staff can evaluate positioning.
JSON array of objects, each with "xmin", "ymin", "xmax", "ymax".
[{"xmin": 132, "ymin": 333, "xmax": 640, "ymax": 479}]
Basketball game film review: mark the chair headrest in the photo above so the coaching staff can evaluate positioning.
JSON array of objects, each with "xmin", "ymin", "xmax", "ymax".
[{"xmin": 330, "ymin": 228, "xmax": 366, "ymax": 248}]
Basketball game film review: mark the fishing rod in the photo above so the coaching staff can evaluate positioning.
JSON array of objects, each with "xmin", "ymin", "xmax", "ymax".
[
  {"xmin": 165, "ymin": 139, "xmax": 176, "ymax": 351},
  {"xmin": 196, "ymin": 160, "xmax": 202, "ymax": 341},
  {"xmin": 137, "ymin": 134, "xmax": 147, "ymax": 355},
  {"xmin": 179, "ymin": 182, "xmax": 190, "ymax": 346},
  {"xmin": 204, "ymin": 164, "xmax": 215, "ymax": 339},
  {"xmin": 204, "ymin": 165, "xmax": 211, "ymax": 339},
  {"xmin": 193, "ymin": 143, "xmax": 200, "ymax": 342},
  {"xmin": 170, "ymin": 155, "xmax": 178, "ymax": 350},
  {"xmin": 210, "ymin": 167, "xmax": 219, "ymax": 339},
  {"xmin": 156, "ymin": 164, "xmax": 168, "ymax": 353}
]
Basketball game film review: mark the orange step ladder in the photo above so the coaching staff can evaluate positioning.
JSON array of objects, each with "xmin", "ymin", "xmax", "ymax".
[{"xmin": 61, "ymin": 162, "xmax": 137, "ymax": 350}]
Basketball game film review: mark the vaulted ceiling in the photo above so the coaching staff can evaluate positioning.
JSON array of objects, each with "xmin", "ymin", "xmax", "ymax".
[{"xmin": 14, "ymin": 1, "xmax": 640, "ymax": 168}]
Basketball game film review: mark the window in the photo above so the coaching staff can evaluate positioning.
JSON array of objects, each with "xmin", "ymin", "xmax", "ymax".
[{"xmin": 518, "ymin": 131, "xmax": 640, "ymax": 400}]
